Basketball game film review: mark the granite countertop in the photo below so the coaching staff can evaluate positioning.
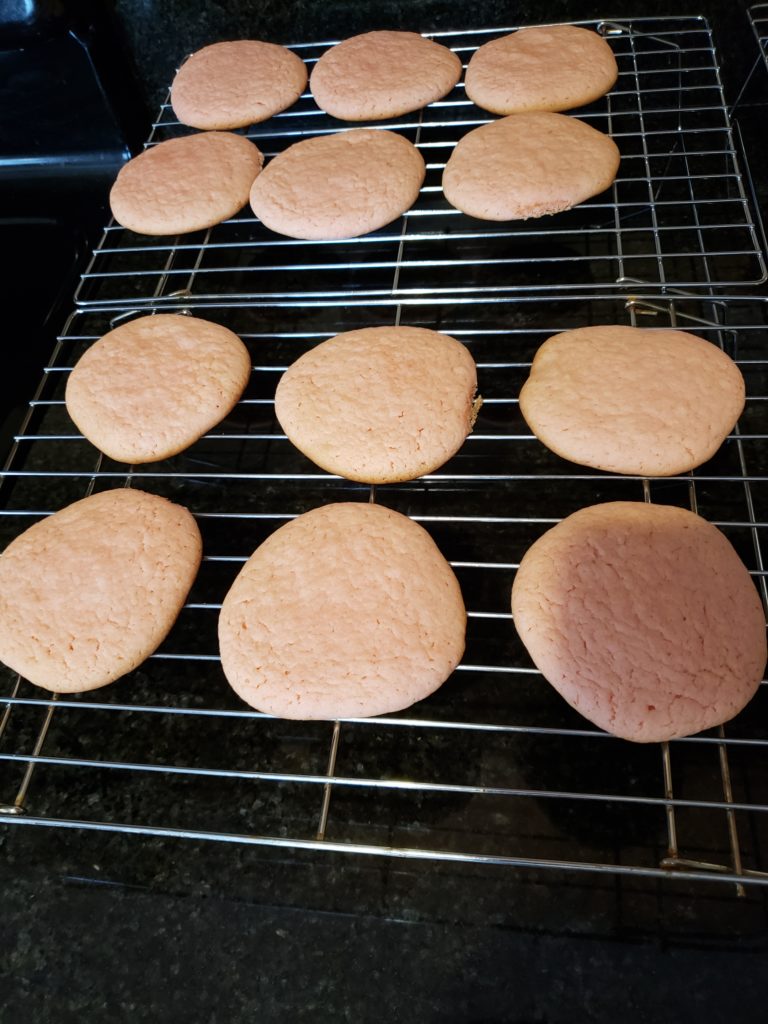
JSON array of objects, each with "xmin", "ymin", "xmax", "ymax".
[{"xmin": 3, "ymin": 2, "xmax": 768, "ymax": 1020}]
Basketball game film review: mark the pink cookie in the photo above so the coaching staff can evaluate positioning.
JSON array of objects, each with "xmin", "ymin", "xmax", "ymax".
[
  {"xmin": 511, "ymin": 501, "xmax": 766, "ymax": 742},
  {"xmin": 219, "ymin": 502, "xmax": 466, "ymax": 719}
]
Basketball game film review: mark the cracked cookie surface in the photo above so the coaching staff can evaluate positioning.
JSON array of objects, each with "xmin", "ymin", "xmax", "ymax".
[
  {"xmin": 274, "ymin": 326, "xmax": 479, "ymax": 483},
  {"xmin": 66, "ymin": 313, "xmax": 251, "ymax": 464},
  {"xmin": 519, "ymin": 324, "xmax": 745, "ymax": 476},
  {"xmin": 511, "ymin": 501, "xmax": 766, "ymax": 742},
  {"xmin": 218, "ymin": 502, "xmax": 466, "ymax": 719},
  {"xmin": 171, "ymin": 40, "xmax": 307, "ymax": 130},
  {"xmin": 466, "ymin": 25, "xmax": 618, "ymax": 115},
  {"xmin": 249, "ymin": 128, "xmax": 425, "ymax": 239},
  {"xmin": 310, "ymin": 30, "xmax": 462, "ymax": 120},
  {"xmin": 0, "ymin": 489, "xmax": 202, "ymax": 693},
  {"xmin": 110, "ymin": 131, "xmax": 263, "ymax": 235},
  {"xmin": 442, "ymin": 111, "xmax": 619, "ymax": 221}
]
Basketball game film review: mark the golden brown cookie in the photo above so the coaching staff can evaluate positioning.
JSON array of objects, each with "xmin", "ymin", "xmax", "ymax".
[
  {"xmin": 171, "ymin": 40, "xmax": 308, "ymax": 130},
  {"xmin": 310, "ymin": 30, "xmax": 462, "ymax": 120},
  {"xmin": 0, "ymin": 489, "xmax": 202, "ymax": 693},
  {"xmin": 110, "ymin": 131, "xmax": 263, "ymax": 235},
  {"xmin": 519, "ymin": 325, "xmax": 745, "ymax": 476},
  {"xmin": 249, "ymin": 128, "xmax": 425, "ymax": 239},
  {"xmin": 465, "ymin": 25, "xmax": 618, "ymax": 114},
  {"xmin": 442, "ymin": 111, "xmax": 620, "ymax": 220},
  {"xmin": 66, "ymin": 314, "xmax": 252, "ymax": 464},
  {"xmin": 274, "ymin": 326, "xmax": 479, "ymax": 482},
  {"xmin": 218, "ymin": 502, "xmax": 466, "ymax": 719},
  {"xmin": 511, "ymin": 502, "xmax": 766, "ymax": 742}
]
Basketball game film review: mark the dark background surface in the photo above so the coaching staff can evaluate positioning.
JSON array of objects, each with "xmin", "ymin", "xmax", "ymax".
[{"xmin": 2, "ymin": 1, "xmax": 768, "ymax": 1021}]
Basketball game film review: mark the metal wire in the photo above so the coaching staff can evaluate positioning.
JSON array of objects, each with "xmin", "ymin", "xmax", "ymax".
[{"xmin": 73, "ymin": 16, "xmax": 766, "ymax": 308}]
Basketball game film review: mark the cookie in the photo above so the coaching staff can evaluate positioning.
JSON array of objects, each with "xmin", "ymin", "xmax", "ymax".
[
  {"xmin": 249, "ymin": 128, "xmax": 425, "ymax": 239},
  {"xmin": 171, "ymin": 40, "xmax": 308, "ymax": 130},
  {"xmin": 218, "ymin": 502, "xmax": 466, "ymax": 719},
  {"xmin": 310, "ymin": 30, "xmax": 462, "ymax": 120},
  {"xmin": 110, "ymin": 131, "xmax": 264, "ymax": 235},
  {"xmin": 519, "ymin": 325, "xmax": 745, "ymax": 476},
  {"xmin": 274, "ymin": 326, "xmax": 479, "ymax": 483},
  {"xmin": 65, "ymin": 313, "xmax": 252, "ymax": 464},
  {"xmin": 465, "ymin": 25, "xmax": 618, "ymax": 115},
  {"xmin": 0, "ymin": 489, "xmax": 202, "ymax": 693},
  {"xmin": 442, "ymin": 111, "xmax": 620, "ymax": 220},
  {"xmin": 511, "ymin": 502, "xmax": 766, "ymax": 743}
]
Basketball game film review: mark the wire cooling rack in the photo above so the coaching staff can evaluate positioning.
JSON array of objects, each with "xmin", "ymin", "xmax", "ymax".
[
  {"xmin": 1, "ymin": 291, "xmax": 768, "ymax": 891},
  {"xmin": 73, "ymin": 16, "xmax": 766, "ymax": 308}
]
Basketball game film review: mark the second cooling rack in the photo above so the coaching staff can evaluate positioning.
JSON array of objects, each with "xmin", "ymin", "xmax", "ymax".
[{"xmin": 74, "ymin": 16, "xmax": 766, "ymax": 308}]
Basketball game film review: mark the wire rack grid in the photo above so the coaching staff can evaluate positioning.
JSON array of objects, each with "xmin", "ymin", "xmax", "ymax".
[
  {"xmin": 2, "ymin": 289, "xmax": 768, "ymax": 893},
  {"xmin": 73, "ymin": 16, "xmax": 766, "ymax": 309}
]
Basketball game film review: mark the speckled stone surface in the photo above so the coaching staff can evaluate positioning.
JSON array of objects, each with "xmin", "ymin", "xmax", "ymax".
[
  {"xmin": 2, "ymin": 820, "xmax": 768, "ymax": 1022},
  {"xmin": 1, "ymin": 846, "xmax": 767, "ymax": 1023}
]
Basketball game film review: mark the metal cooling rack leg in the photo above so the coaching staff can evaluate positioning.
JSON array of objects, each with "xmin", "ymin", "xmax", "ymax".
[
  {"xmin": 605, "ymin": 75, "xmax": 626, "ymax": 284},
  {"xmin": 633, "ymin": 306, "xmax": 682, "ymax": 878},
  {"xmin": 659, "ymin": 741, "xmax": 680, "ymax": 864},
  {"xmin": 731, "ymin": 55, "xmax": 762, "ymax": 114},
  {"xmin": 2, "ymin": 450, "xmax": 108, "ymax": 812},
  {"xmin": 640, "ymin": 474, "xmax": 684, "ymax": 874},
  {"xmin": 634, "ymin": 300, "xmax": 750, "ymax": 891},
  {"xmin": 657, "ymin": 724, "xmax": 750, "ymax": 887},
  {"xmin": 0, "ymin": 695, "xmax": 58, "ymax": 814},
  {"xmin": 0, "ymin": 310, "xmax": 86, "ymax": 808},
  {"xmin": 152, "ymin": 234, "xmax": 182, "ymax": 303},
  {"xmin": 716, "ymin": 726, "xmax": 747, "ymax": 897},
  {"xmin": 655, "ymin": 303, "xmax": 750, "ymax": 892},
  {"xmin": 391, "ymin": 107, "xmax": 424, "ymax": 321},
  {"xmin": 0, "ymin": 676, "xmax": 23, "ymax": 809},
  {"xmin": 161, "ymin": 225, "xmax": 213, "ymax": 306},
  {"xmin": 733, "ymin": 120, "xmax": 768, "ymax": 283},
  {"xmin": 180, "ymin": 226, "xmax": 211, "ymax": 297},
  {"xmin": 316, "ymin": 720, "xmax": 341, "ymax": 841},
  {"xmin": 0, "ymin": 676, "xmax": 21, "ymax": 747},
  {"xmin": 611, "ymin": 22, "xmax": 681, "ymax": 291},
  {"xmin": 717, "ymin": 307, "xmax": 768, "ymax": 890},
  {"xmin": 743, "ymin": 6, "xmax": 768, "ymax": 112},
  {"xmin": 627, "ymin": 24, "xmax": 671, "ymax": 291}
]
